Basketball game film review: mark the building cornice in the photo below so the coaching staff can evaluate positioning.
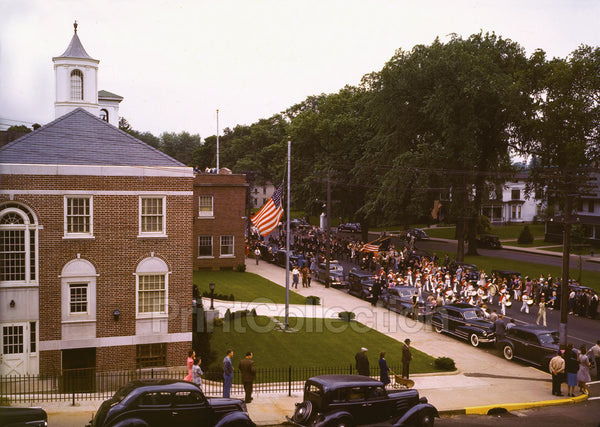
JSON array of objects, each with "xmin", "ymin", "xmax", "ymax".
[{"xmin": 1, "ymin": 163, "xmax": 194, "ymax": 178}]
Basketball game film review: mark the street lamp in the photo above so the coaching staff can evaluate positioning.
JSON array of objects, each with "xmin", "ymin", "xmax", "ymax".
[{"xmin": 209, "ymin": 282, "xmax": 216, "ymax": 310}]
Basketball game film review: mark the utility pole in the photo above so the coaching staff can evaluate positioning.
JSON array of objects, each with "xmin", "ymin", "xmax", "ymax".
[{"xmin": 559, "ymin": 196, "xmax": 571, "ymax": 346}]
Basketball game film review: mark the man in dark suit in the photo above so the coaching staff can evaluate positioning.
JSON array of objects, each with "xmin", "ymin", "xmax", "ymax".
[
  {"xmin": 238, "ymin": 351, "xmax": 256, "ymax": 403},
  {"xmin": 402, "ymin": 339, "xmax": 413, "ymax": 379},
  {"xmin": 355, "ymin": 347, "xmax": 370, "ymax": 376}
]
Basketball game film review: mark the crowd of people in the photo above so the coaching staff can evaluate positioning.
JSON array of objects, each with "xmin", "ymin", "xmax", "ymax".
[{"xmin": 248, "ymin": 224, "xmax": 599, "ymax": 320}]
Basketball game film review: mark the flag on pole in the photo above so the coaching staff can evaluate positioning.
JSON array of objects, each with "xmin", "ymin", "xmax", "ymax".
[
  {"xmin": 361, "ymin": 242, "xmax": 380, "ymax": 254},
  {"xmin": 251, "ymin": 183, "xmax": 284, "ymax": 236}
]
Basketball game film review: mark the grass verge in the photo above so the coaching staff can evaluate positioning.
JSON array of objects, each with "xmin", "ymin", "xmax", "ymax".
[
  {"xmin": 194, "ymin": 271, "xmax": 306, "ymax": 305},
  {"xmin": 207, "ymin": 316, "xmax": 446, "ymax": 378}
]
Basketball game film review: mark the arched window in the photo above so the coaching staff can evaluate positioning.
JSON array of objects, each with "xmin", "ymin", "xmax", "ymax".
[
  {"xmin": 0, "ymin": 203, "xmax": 38, "ymax": 284},
  {"xmin": 135, "ymin": 255, "xmax": 170, "ymax": 316},
  {"xmin": 100, "ymin": 109, "xmax": 109, "ymax": 122},
  {"xmin": 70, "ymin": 69, "xmax": 83, "ymax": 100}
]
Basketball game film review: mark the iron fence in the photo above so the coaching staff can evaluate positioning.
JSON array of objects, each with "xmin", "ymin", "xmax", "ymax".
[{"xmin": 0, "ymin": 363, "xmax": 409, "ymax": 404}]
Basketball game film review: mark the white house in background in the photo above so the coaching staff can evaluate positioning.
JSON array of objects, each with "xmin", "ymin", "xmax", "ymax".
[
  {"xmin": 53, "ymin": 21, "xmax": 122, "ymax": 127},
  {"xmin": 249, "ymin": 181, "xmax": 276, "ymax": 209},
  {"xmin": 480, "ymin": 173, "xmax": 544, "ymax": 224}
]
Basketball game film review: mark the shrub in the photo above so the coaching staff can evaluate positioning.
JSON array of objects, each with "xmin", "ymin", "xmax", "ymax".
[
  {"xmin": 211, "ymin": 318, "xmax": 224, "ymax": 327},
  {"xmin": 434, "ymin": 356, "xmax": 456, "ymax": 371},
  {"xmin": 517, "ymin": 225, "xmax": 534, "ymax": 244},
  {"xmin": 202, "ymin": 291, "xmax": 235, "ymax": 301},
  {"xmin": 224, "ymin": 309, "xmax": 256, "ymax": 321},
  {"xmin": 235, "ymin": 263, "xmax": 246, "ymax": 272},
  {"xmin": 305, "ymin": 296, "xmax": 321, "ymax": 305},
  {"xmin": 338, "ymin": 311, "xmax": 355, "ymax": 322}
]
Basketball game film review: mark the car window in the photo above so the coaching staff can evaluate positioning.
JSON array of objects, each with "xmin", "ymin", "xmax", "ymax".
[
  {"xmin": 538, "ymin": 333, "xmax": 558, "ymax": 346},
  {"xmin": 172, "ymin": 391, "xmax": 205, "ymax": 406},
  {"xmin": 399, "ymin": 289, "xmax": 412, "ymax": 298},
  {"xmin": 521, "ymin": 332, "xmax": 537, "ymax": 344},
  {"xmin": 137, "ymin": 391, "xmax": 172, "ymax": 407},
  {"xmin": 463, "ymin": 310, "xmax": 480, "ymax": 320},
  {"xmin": 343, "ymin": 387, "xmax": 366, "ymax": 402},
  {"xmin": 366, "ymin": 386, "xmax": 387, "ymax": 400},
  {"xmin": 446, "ymin": 309, "xmax": 460, "ymax": 319}
]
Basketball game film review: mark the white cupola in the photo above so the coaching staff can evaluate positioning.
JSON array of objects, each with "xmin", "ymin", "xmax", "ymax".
[{"xmin": 53, "ymin": 21, "xmax": 100, "ymax": 119}]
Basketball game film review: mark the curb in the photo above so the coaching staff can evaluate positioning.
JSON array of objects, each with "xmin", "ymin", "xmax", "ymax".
[{"xmin": 438, "ymin": 393, "xmax": 588, "ymax": 416}]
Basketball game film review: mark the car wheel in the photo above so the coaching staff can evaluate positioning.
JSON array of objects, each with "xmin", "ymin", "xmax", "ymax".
[
  {"xmin": 332, "ymin": 415, "xmax": 355, "ymax": 427},
  {"xmin": 433, "ymin": 324, "xmax": 444, "ymax": 334},
  {"xmin": 418, "ymin": 410, "xmax": 436, "ymax": 427},
  {"xmin": 292, "ymin": 401, "xmax": 313, "ymax": 424},
  {"xmin": 503, "ymin": 345, "xmax": 514, "ymax": 361},
  {"xmin": 470, "ymin": 334, "xmax": 480, "ymax": 347}
]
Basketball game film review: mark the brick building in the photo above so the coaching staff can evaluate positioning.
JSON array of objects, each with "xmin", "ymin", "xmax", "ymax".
[{"xmin": 194, "ymin": 171, "xmax": 248, "ymax": 271}]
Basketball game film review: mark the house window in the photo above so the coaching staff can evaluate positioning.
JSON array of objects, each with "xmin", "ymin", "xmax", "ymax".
[
  {"xmin": 65, "ymin": 196, "xmax": 92, "ymax": 236},
  {"xmin": 511, "ymin": 205, "xmax": 522, "ymax": 219},
  {"xmin": 589, "ymin": 200, "xmax": 595, "ymax": 213},
  {"xmin": 138, "ymin": 275, "xmax": 166, "ymax": 314},
  {"xmin": 139, "ymin": 197, "xmax": 165, "ymax": 236},
  {"xmin": 71, "ymin": 69, "xmax": 83, "ymax": 100},
  {"xmin": 198, "ymin": 196, "xmax": 213, "ymax": 217},
  {"xmin": 136, "ymin": 343, "xmax": 166, "ymax": 369},
  {"xmin": 2, "ymin": 325, "xmax": 24, "ymax": 354},
  {"xmin": 69, "ymin": 283, "xmax": 88, "ymax": 313},
  {"xmin": 198, "ymin": 236, "xmax": 213, "ymax": 257},
  {"xmin": 220, "ymin": 235, "xmax": 234, "ymax": 257},
  {"xmin": 511, "ymin": 189, "xmax": 520, "ymax": 200},
  {"xmin": 0, "ymin": 203, "xmax": 38, "ymax": 283},
  {"xmin": 100, "ymin": 109, "xmax": 109, "ymax": 122}
]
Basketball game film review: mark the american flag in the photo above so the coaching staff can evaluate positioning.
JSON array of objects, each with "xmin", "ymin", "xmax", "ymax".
[
  {"xmin": 361, "ymin": 243, "xmax": 380, "ymax": 254},
  {"xmin": 251, "ymin": 183, "xmax": 284, "ymax": 236}
]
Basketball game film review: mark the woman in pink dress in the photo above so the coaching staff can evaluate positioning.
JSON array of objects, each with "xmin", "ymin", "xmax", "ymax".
[{"xmin": 184, "ymin": 349, "xmax": 195, "ymax": 381}]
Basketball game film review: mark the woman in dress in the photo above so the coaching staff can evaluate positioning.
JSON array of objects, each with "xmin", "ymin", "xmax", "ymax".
[
  {"xmin": 192, "ymin": 357, "xmax": 203, "ymax": 390},
  {"xmin": 184, "ymin": 349, "xmax": 195, "ymax": 381},
  {"xmin": 564, "ymin": 343, "xmax": 579, "ymax": 397},
  {"xmin": 577, "ymin": 344, "xmax": 591, "ymax": 394},
  {"xmin": 379, "ymin": 351, "xmax": 391, "ymax": 386}
]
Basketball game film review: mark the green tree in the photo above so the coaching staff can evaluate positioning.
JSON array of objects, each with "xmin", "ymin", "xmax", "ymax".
[
  {"xmin": 161, "ymin": 131, "xmax": 202, "ymax": 166},
  {"xmin": 7, "ymin": 125, "xmax": 32, "ymax": 133}
]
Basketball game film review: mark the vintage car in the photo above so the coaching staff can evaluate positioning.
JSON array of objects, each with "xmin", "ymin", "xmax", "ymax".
[
  {"xmin": 87, "ymin": 379, "xmax": 255, "ymax": 427},
  {"xmin": 315, "ymin": 261, "xmax": 347, "ymax": 288},
  {"xmin": 498, "ymin": 324, "xmax": 560, "ymax": 370},
  {"xmin": 338, "ymin": 223, "xmax": 362, "ymax": 233},
  {"xmin": 475, "ymin": 234, "xmax": 502, "ymax": 249},
  {"xmin": 406, "ymin": 228, "xmax": 429, "ymax": 241},
  {"xmin": 490, "ymin": 269, "xmax": 521, "ymax": 281},
  {"xmin": 0, "ymin": 406, "xmax": 47, "ymax": 427},
  {"xmin": 287, "ymin": 375, "xmax": 438, "ymax": 427},
  {"xmin": 430, "ymin": 303, "xmax": 495, "ymax": 347},
  {"xmin": 275, "ymin": 248, "xmax": 299, "ymax": 269},
  {"xmin": 382, "ymin": 286, "xmax": 431, "ymax": 319},
  {"xmin": 347, "ymin": 268, "xmax": 378, "ymax": 300},
  {"xmin": 448, "ymin": 262, "xmax": 479, "ymax": 284}
]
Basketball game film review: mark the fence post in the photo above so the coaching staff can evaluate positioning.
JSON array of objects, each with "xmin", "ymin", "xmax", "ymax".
[
  {"xmin": 349, "ymin": 363, "xmax": 352, "ymax": 375},
  {"xmin": 288, "ymin": 366, "xmax": 292, "ymax": 397}
]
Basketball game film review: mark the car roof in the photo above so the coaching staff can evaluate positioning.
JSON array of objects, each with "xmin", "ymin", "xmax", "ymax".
[
  {"xmin": 510, "ymin": 324, "xmax": 558, "ymax": 334},
  {"xmin": 118, "ymin": 379, "xmax": 200, "ymax": 397},
  {"xmin": 349, "ymin": 268, "xmax": 375, "ymax": 277},
  {"xmin": 307, "ymin": 375, "xmax": 382, "ymax": 393},
  {"xmin": 442, "ymin": 302, "xmax": 480, "ymax": 310}
]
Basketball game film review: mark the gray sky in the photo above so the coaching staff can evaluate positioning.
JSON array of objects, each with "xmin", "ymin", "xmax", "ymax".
[{"xmin": 1, "ymin": 0, "xmax": 599, "ymax": 138}]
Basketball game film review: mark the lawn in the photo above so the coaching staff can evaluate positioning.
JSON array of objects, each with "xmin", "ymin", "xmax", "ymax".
[
  {"xmin": 206, "ymin": 316, "xmax": 445, "ymax": 377},
  {"xmin": 425, "ymin": 224, "xmax": 546, "ymax": 241},
  {"xmin": 194, "ymin": 271, "xmax": 306, "ymax": 305}
]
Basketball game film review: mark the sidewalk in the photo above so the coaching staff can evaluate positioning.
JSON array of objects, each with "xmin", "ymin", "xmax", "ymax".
[{"xmin": 37, "ymin": 257, "xmax": 588, "ymax": 426}]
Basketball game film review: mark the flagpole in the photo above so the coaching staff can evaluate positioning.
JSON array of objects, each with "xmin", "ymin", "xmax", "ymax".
[
  {"xmin": 285, "ymin": 139, "xmax": 291, "ymax": 329},
  {"xmin": 216, "ymin": 109, "xmax": 220, "ymax": 171}
]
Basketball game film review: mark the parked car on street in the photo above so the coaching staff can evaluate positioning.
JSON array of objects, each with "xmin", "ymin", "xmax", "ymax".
[
  {"xmin": 87, "ymin": 379, "xmax": 255, "ymax": 427},
  {"xmin": 347, "ymin": 268, "xmax": 378, "ymax": 300},
  {"xmin": 275, "ymin": 249, "xmax": 299, "ymax": 269},
  {"xmin": 491, "ymin": 269, "xmax": 521, "ymax": 281},
  {"xmin": 407, "ymin": 228, "xmax": 429, "ymax": 240},
  {"xmin": 287, "ymin": 375, "xmax": 438, "ymax": 427},
  {"xmin": 448, "ymin": 262, "xmax": 479, "ymax": 284},
  {"xmin": 431, "ymin": 303, "xmax": 495, "ymax": 347},
  {"xmin": 382, "ymin": 286, "xmax": 432, "ymax": 319},
  {"xmin": 475, "ymin": 234, "xmax": 502, "ymax": 249},
  {"xmin": 499, "ymin": 324, "xmax": 560, "ymax": 370},
  {"xmin": 0, "ymin": 407, "xmax": 47, "ymax": 427},
  {"xmin": 315, "ymin": 261, "xmax": 346, "ymax": 288},
  {"xmin": 338, "ymin": 223, "xmax": 361, "ymax": 233}
]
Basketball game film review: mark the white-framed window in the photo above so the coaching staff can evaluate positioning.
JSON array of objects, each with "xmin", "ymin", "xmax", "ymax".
[
  {"xmin": 0, "ymin": 203, "xmax": 38, "ymax": 285},
  {"xmin": 100, "ymin": 109, "xmax": 109, "ymax": 122},
  {"xmin": 220, "ymin": 235, "xmax": 234, "ymax": 257},
  {"xmin": 2, "ymin": 325, "xmax": 24, "ymax": 354},
  {"xmin": 64, "ymin": 196, "xmax": 93, "ymax": 237},
  {"xmin": 511, "ymin": 205, "xmax": 522, "ymax": 219},
  {"xmin": 198, "ymin": 235, "xmax": 213, "ymax": 257},
  {"xmin": 60, "ymin": 258, "xmax": 97, "ymax": 323},
  {"xmin": 71, "ymin": 69, "xmax": 83, "ymax": 100},
  {"xmin": 139, "ymin": 197, "xmax": 166, "ymax": 237},
  {"xmin": 69, "ymin": 283, "xmax": 88, "ymax": 314},
  {"xmin": 136, "ymin": 256, "xmax": 169, "ymax": 318},
  {"xmin": 198, "ymin": 195, "xmax": 214, "ymax": 217}
]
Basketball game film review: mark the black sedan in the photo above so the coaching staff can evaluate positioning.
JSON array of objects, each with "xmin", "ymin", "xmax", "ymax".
[
  {"xmin": 382, "ymin": 286, "xmax": 431, "ymax": 319},
  {"xmin": 0, "ymin": 407, "xmax": 47, "ymax": 427},
  {"xmin": 431, "ymin": 303, "xmax": 495, "ymax": 347},
  {"xmin": 499, "ymin": 324, "xmax": 560, "ymax": 370},
  {"xmin": 287, "ymin": 375, "xmax": 438, "ymax": 427},
  {"xmin": 87, "ymin": 379, "xmax": 254, "ymax": 427}
]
